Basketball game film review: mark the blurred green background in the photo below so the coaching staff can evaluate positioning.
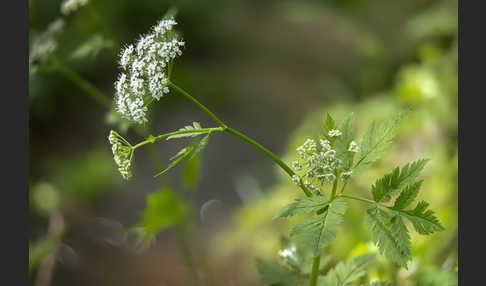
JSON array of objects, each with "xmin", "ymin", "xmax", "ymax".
[{"xmin": 29, "ymin": 0, "xmax": 457, "ymax": 285}]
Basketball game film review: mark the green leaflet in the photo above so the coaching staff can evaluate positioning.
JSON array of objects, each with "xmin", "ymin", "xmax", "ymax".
[
  {"xmin": 318, "ymin": 254, "xmax": 376, "ymax": 286},
  {"xmin": 155, "ymin": 134, "xmax": 212, "ymax": 177},
  {"xmin": 353, "ymin": 112, "xmax": 406, "ymax": 175},
  {"xmin": 166, "ymin": 122, "xmax": 208, "ymax": 139},
  {"xmin": 291, "ymin": 198, "xmax": 348, "ymax": 256},
  {"xmin": 255, "ymin": 257, "xmax": 300, "ymax": 286},
  {"xmin": 273, "ymin": 197, "xmax": 330, "ymax": 219},
  {"xmin": 371, "ymin": 159, "xmax": 429, "ymax": 203},
  {"xmin": 190, "ymin": 133, "xmax": 210, "ymax": 159},
  {"xmin": 365, "ymin": 206, "xmax": 411, "ymax": 268},
  {"xmin": 334, "ymin": 113, "xmax": 355, "ymax": 170},
  {"xmin": 154, "ymin": 145, "xmax": 195, "ymax": 177},
  {"xmin": 401, "ymin": 201, "xmax": 444, "ymax": 235},
  {"xmin": 136, "ymin": 188, "xmax": 187, "ymax": 243},
  {"xmin": 323, "ymin": 112, "xmax": 336, "ymax": 136},
  {"xmin": 392, "ymin": 180, "xmax": 423, "ymax": 210}
]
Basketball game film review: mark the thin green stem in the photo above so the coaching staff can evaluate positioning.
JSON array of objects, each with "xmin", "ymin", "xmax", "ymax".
[
  {"xmin": 175, "ymin": 225, "xmax": 200, "ymax": 286},
  {"xmin": 338, "ymin": 194, "xmax": 390, "ymax": 208},
  {"xmin": 168, "ymin": 82, "xmax": 313, "ymax": 197},
  {"xmin": 51, "ymin": 56, "xmax": 112, "ymax": 108},
  {"xmin": 309, "ymin": 256, "xmax": 321, "ymax": 286},
  {"xmin": 168, "ymin": 81, "xmax": 227, "ymax": 129},
  {"xmin": 330, "ymin": 174, "xmax": 339, "ymax": 201}
]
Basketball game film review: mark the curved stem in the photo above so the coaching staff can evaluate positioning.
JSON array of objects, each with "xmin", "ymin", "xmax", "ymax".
[
  {"xmin": 168, "ymin": 81, "xmax": 227, "ymax": 129},
  {"xmin": 51, "ymin": 56, "xmax": 112, "ymax": 108},
  {"xmin": 309, "ymin": 256, "xmax": 321, "ymax": 286},
  {"xmin": 168, "ymin": 82, "xmax": 312, "ymax": 197}
]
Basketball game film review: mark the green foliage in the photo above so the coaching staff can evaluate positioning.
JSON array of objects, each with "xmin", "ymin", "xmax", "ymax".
[
  {"xmin": 411, "ymin": 265, "xmax": 458, "ymax": 286},
  {"xmin": 334, "ymin": 113, "xmax": 356, "ymax": 170},
  {"xmin": 360, "ymin": 282, "xmax": 391, "ymax": 286},
  {"xmin": 365, "ymin": 206, "xmax": 411, "ymax": 268},
  {"xmin": 255, "ymin": 257, "xmax": 300, "ymax": 286},
  {"xmin": 392, "ymin": 180, "xmax": 422, "ymax": 210},
  {"xmin": 353, "ymin": 113, "xmax": 406, "ymax": 175},
  {"xmin": 155, "ymin": 133, "xmax": 212, "ymax": 177},
  {"xmin": 136, "ymin": 188, "xmax": 188, "ymax": 243},
  {"xmin": 401, "ymin": 201, "xmax": 444, "ymax": 235},
  {"xmin": 70, "ymin": 33, "xmax": 114, "ymax": 61},
  {"xmin": 323, "ymin": 112, "xmax": 336, "ymax": 138},
  {"xmin": 166, "ymin": 122, "xmax": 208, "ymax": 139},
  {"xmin": 273, "ymin": 197, "xmax": 330, "ymax": 219},
  {"xmin": 290, "ymin": 198, "xmax": 348, "ymax": 256},
  {"xmin": 371, "ymin": 159, "xmax": 429, "ymax": 203},
  {"xmin": 318, "ymin": 254, "xmax": 376, "ymax": 286}
]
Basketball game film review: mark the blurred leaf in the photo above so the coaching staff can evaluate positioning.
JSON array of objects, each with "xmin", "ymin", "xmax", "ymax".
[
  {"xmin": 136, "ymin": 188, "xmax": 188, "ymax": 243},
  {"xmin": 182, "ymin": 153, "xmax": 202, "ymax": 189},
  {"xmin": 70, "ymin": 33, "xmax": 114, "ymax": 62},
  {"xmin": 411, "ymin": 265, "xmax": 458, "ymax": 286},
  {"xmin": 318, "ymin": 253, "xmax": 376, "ymax": 286},
  {"xmin": 255, "ymin": 257, "xmax": 299, "ymax": 286}
]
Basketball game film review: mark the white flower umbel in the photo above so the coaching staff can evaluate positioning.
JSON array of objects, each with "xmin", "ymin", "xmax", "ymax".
[
  {"xmin": 114, "ymin": 17, "xmax": 185, "ymax": 124},
  {"xmin": 108, "ymin": 130, "xmax": 134, "ymax": 180},
  {"xmin": 328, "ymin": 129, "xmax": 342, "ymax": 137},
  {"xmin": 29, "ymin": 19, "xmax": 65, "ymax": 73},
  {"xmin": 60, "ymin": 0, "xmax": 89, "ymax": 16},
  {"xmin": 348, "ymin": 140, "xmax": 359, "ymax": 153}
]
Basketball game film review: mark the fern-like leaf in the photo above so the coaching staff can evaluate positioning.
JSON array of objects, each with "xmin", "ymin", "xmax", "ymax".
[
  {"xmin": 255, "ymin": 258, "xmax": 299, "ymax": 286},
  {"xmin": 354, "ymin": 113, "xmax": 405, "ymax": 175},
  {"xmin": 371, "ymin": 159, "xmax": 429, "ymax": 203},
  {"xmin": 291, "ymin": 198, "xmax": 347, "ymax": 256},
  {"xmin": 365, "ymin": 206, "xmax": 411, "ymax": 268},
  {"xmin": 273, "ymin": 197, "xmax": 330, "ymax": 219},
  {"xmin": 334, "ymin": 113, "xmax": 356, "ymax": 170},
  {"xmin": 166, "ymin": 122, "xmax": 208, "ymax": 139},
  {"xmin": 392, "ymin": 180, "xmax": 423, "ymax": 210},
  {"xmin": 318, "ymin": 254, "xmax": 376, "ymax": 286},
  {"xmin": 401, "ymin": 201, "xmax": 444, "ymax": 235}
]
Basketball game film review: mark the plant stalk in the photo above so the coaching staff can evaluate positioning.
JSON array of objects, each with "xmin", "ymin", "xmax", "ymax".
[
  {"xmin": 169, "ymin": 82, "xmax": 312, "ymax": 197},
  {"xmin": 309, "ymin": 255, "xmax": 321, "ymax": 286}
]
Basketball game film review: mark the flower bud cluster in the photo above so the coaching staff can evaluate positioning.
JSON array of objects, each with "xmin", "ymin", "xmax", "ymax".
[
  {"xmin": 115, "ymin": 18, "xmax": 185, "ymax": 124},
  {"xmin": 108, "ymin": 130, "xmax": 133, "ymax": 180},
  {"xmin": 291, "ymin": 138, "xmax": 342, "ymax": 194}
]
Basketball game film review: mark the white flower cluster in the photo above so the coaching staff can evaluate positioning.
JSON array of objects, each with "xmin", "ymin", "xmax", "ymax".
[
  {"xmin": 114, "ymin": 18, "xmax": 185, "ymax": 124},
  {"xmin": 29, "ymin": 19, "xmax": 65, "ymax": 73},
  {"xmin": 292, "ymin": 138, "xmax": 342, "ymax": 194},
  {"xmin": 108, "ymin": 130, "xmax": 133, "ymax": 180},
  {"xmin": 278, "ymin": 244, "xmax": 298, "ymax": 265},
  {"xmin": 60, "ymin": 0, "xmax": 89, "ymax": 16},
  {"xmin": 328, "ymin": 129, "xmax": 342, "ymax": 137}
]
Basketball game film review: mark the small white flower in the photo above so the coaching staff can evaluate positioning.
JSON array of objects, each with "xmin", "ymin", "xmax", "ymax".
[
  {"xmin": 341, "ymin": 170, "xmax": 353, "ymax": 182},
  {"xmin": 291, "ymin": 175, "xmax": 301, "ymax": 186},
  {"xmin": 348, "ymin": 141, "xmax": 359, "ymax": 153},
  {"xmin": 328, "ymin": 129, "xmax": 342, "ymax": 137},
  {"xmin": 292, "ymin": 161, "xmax": 302, "ymax": 171}
]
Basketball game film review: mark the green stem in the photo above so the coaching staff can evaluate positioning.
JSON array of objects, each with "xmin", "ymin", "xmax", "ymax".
[
  {"xmin": 51, "ymin": 56, "xmax": 112, "ymax": 108},
  {"xmin": 339, "ymin": 194, "xmax": 377, "ymax": 205},
  {"xmin": 168, "ymin": 81, "xmax": 227, "ymax": 129},
  {"xmin": 168, "ymin": 82, "xmax": 313, "ymax": 197},
  {"xmin": 309, "ymin": 256, "xmax": 321, "ymax": 286},
  {"xmin": 330, "ymin": 174, "xmax": 339, "ymax": 201}
]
